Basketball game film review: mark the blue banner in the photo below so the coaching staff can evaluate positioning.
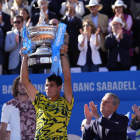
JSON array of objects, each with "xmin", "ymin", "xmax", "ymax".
[
  {"xmin": 50, "ymin": 23, "xmax": 67, "ymax": 75},
  {"xmin": 0, "ymin": 71, "xmax": 140, "ymax": 139}
]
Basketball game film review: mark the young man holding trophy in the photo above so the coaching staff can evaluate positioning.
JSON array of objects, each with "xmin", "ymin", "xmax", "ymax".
[{"xmin": 20, "ymin": 44, "xmax": 74, "ymax": 139}]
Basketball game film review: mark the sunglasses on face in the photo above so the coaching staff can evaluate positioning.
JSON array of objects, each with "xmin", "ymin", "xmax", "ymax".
[
  {"xmin": 83, "ymin": 23, "xmax": 91, "ymax": 27},
  {"xmin": 49, "ymin": 23, "xmax": 57, "ymax": 26},
  {"xmin": 89, "ymin": 5, "xmax": 96, "ymax": 9},
  {"xmin": 13, "ymin": 21, "xmax": 22, "ymax": 24}
]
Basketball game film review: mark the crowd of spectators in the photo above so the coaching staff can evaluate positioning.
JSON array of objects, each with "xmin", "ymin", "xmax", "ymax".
[{"xmin": 0, "ymin": 0, "xmax": 140, "ymax": 75}]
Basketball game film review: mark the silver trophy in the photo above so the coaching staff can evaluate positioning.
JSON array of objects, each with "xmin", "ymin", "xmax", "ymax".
[{"xmin": 22, "ymin": 5, "xmax": 58, "ymax": 69}]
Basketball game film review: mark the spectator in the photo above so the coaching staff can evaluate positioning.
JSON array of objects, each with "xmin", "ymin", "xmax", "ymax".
[
  {"xmin": 0, "ymin": 28, "xmax": 4, "ymax": 75},
  {"xmin": 83, "ymin": 0, "xmax": 109, "ymax": 66},
  {"xmin": 110, "ymin": 0, "xmax": 131, "ymax": 15},
  {"xmin": 0, "ymin": 76, "xmax": 36, "ymax": 140},
  {"xmin": 11, "ymin": 0, "xmax": 31, "ymax": 19},
  {"xmin": 60, "ymin": 0, "xmax": 85, "ymax": 19},
  {"xmin": 82, "ymin": 93, "xmax": 129, "ymax": 140},
  {"xmin": 130, "ymin": 104, "xmax": 140, "ymax": 131},
  {"xmin": 20, "ymin": 45, "xmax": 74, "ymax": 139},
  {"xmin": 108, "ymin": 0, "xmax": 133, "ymax": 58},
  {"xmin": 77, "ymin": 20, "xmax": 101, "ymax": 72},
  {"xmin": 5, "ymin": 15, "xmax": 23, "ymax": 74},
  {"xmin": 105, "ymin": 17, "xmax": 132, "ymax": 71},
  {"xmin": 61, "ymin": 3, "xmax": 82, "ymax": 67},
  {"xmin": 31, "ymin": 0, "xmax": 57, "ymax": 26},
  {"xmin": 19, "ymin": 8, "xmax": 32, "ymax": 27}
]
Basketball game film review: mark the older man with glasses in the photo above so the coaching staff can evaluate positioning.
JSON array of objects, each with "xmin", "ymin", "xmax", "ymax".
[{"xmin": 4, "ymin": 15, "xmax": 23, "ymax": 74}]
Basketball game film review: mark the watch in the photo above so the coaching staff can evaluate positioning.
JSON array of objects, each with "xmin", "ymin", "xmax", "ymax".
[{"xmin": 60, "ymin": 53, "xmax": 65, "ymax": 56}]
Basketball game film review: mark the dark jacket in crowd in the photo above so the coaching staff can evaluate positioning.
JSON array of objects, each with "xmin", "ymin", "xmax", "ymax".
[
  {"xmin": 82, "ymin": 112, "xmax": 129, "ymax": 140},
  {"xmin": 105, "ymin": 33, "xmax": 132, "ymax": 69}
]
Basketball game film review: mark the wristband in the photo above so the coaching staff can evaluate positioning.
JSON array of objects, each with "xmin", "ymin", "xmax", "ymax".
[{"xmin": 60, "ymin": 54, "xmax": 65, "ymax": 56}]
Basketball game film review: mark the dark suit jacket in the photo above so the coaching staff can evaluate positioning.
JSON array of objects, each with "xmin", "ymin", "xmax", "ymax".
[
  {"xmin": 31, "ymin": 10, "xmax": 58, "ymax": 26},
  {"xmin": 60, "ymin": 16, "xmax": 82, "ymax": 50},
  {"xmin": 48, "ymin": 0, "xmax": 65, "ymax": 19},
  {"xmin": 105, "ymin": 33, "xmax": 132, "ymax": 68},
  {"xmin": 133, "ymin": 17, "xmax": 140, "ymax": 48},
  {"xmin": 1, "ymin": 12, "xmax": 12, "ymax": 37},
  {"xmin": 82, "ymin": 112, "xmax": 129, "ymax": 140},
  {"xmin": 0, "ymin": 28, "xmax": 4, "ymax": 64},
  {"xmin": 130, "ymin": 116, "xmax": 140, "ymax": 130}
]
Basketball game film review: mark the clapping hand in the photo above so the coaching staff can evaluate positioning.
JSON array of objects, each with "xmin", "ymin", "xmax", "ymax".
[
  {"xmin": 95, "ymin": 28, "xmax": 100, "ymax": 36},
  {"xmin": 132, "ymin": 104, "xmax": 140, "ymax": 120},
  {"xmin": 26, "ymin": 18, "xmax": 31, "ymax": 28},
  {"xmin": 84, "ymin": 101, "xmax": 99, "ymax": 124},
  {"xmin": 15, "ymin": 34, "xmax": 19, "ymax": 44},
  {"xmin": 116, "ymin": 29, "xmax": 123, "ymax": 41}
]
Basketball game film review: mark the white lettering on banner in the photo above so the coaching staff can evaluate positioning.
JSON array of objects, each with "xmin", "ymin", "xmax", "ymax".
[
  {"xmin": 33, "ymin": 84, "xmax": 46, "ymax": 93},
  {"xmin": 1, "ymin": 81, "xmax": 137, "ymax": 94},
  {"xmin": 73, "ymin": 82, "xmax": 95, "ymax": 92},
  {"xmin": 2, "ymin": 85, "xmax": 12, "ymax": 94},
  {"xmin": 96, "ymin": 81, "xmax": 137, "ymax": 91}
]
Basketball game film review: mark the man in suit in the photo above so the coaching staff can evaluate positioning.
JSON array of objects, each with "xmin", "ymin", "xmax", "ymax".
[
  {"xmin": 82, "ymin": 93, "xmax": 129, "ymax": 140},
  {"xmin": 105, "ymin": 17, "xmax": 132, "ymax": 71},
  {"xmin": 83, "ymin": 0, "xmax": 108, "ymax": 66},
  {"xmin": 60, "ymin": 4, "xmax": 82, "ymax": 67},
  {"xmin": 130, "ymin": 105, "xmax": 140, "ymax": 131},
  {"xmin": 31, "ymin": 0, "xmax": 57, "ymax": 26},
  {"xmin": 5, "ymin": 15, "xmax": 23, "ymax": 75}
]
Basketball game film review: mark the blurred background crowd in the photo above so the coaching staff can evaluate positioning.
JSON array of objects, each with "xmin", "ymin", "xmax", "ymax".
[{"xmin": 0, "ymin": 0, "xmax": 140, "ymax": 75}]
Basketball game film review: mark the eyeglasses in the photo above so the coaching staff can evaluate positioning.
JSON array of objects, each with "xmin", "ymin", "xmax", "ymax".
[
  {"xmin": 13, "ymin": 21, "xmax": 22, "ymax": 24},
  {"xmin": 83, "ymin": 23, "xmax": 91, "ymax": 27},
  {"xmin": 89, "ymin": 5, "xmax": 96, "ymax": 9},
  {"xmin": 49, "ymin": 23, "xmax": 57, "ymax": 26}
]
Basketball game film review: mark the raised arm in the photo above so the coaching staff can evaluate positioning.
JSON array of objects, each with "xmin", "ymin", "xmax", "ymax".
[
  {"xmin": 20, "ymin": 47, "xmax": 37, "ymax": 101},
  {"xmin": 60, "ymin": 45, "xmax": 72, "ymax": 103}
]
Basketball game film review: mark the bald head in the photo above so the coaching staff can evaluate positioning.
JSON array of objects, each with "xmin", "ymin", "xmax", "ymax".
[{"xmin": 49, "ymin": 19, "xmax": 60, "ymax": 27}]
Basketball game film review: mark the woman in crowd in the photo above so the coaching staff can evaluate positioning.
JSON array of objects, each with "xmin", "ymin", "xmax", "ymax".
[
  {"xmin": 108, "ymin": 0, "xmax": 133, "ymax": 57},
  {"xmin": 11, "ymin": 0, "xmax": 31, "ymax": 19},
  {"xmin": 19, "ymin": 8, "xmax": 32, "ymax": 27},
  {"xmin": 60, "ymin": 0, "xmax": 85, "ymax": 19},
  {"xmin": 77, "ymin": 20, "xmax": 102, "ymax": 72}
]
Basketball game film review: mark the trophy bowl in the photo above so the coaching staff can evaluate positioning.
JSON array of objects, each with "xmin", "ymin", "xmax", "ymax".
[{"xmin": 25, "ymin": 24, "xmax": 58, "ymax": 69}]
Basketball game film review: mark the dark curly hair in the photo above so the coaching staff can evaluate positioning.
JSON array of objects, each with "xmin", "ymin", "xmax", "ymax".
[
  {"xmin": 12, "ymin": 76, "xmax": 30, "ymax": 97},
  {"xmin": 46, "ymin": 74, "xmax": 62, "ymax": 87}
]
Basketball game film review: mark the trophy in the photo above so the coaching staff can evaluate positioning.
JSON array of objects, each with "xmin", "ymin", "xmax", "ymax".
[{"xmin": 22, "ymin": 5, "xmax": 59, "ymax": 69}]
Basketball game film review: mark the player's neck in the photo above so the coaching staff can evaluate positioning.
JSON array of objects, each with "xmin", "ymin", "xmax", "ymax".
[{"xmin": 17, "ymin": 94, "xmax": 29, "ymax": 102}]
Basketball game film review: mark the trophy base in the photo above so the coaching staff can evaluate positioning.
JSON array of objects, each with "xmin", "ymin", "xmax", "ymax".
[{"xmin": 28, "ymin": 54, "xmax": 52, "ymax": 69}]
